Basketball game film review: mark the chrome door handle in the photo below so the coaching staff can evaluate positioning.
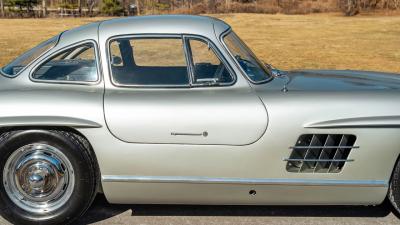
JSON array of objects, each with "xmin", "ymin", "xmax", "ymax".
[{"xmin": 171, "ymin": 131, "xmax": 208, "ymax": 137}]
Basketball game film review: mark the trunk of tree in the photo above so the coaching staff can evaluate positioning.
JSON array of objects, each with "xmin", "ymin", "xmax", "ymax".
[
  {"xmin": 225, "ymin": 0, "xmax": 230, "ymax": 12},
  {"xmin": 136, "ymin": 0, "xmax": 140, "ymax": 15},
  {"xmin": 42, "ymin": 0, "xmax": 47, "ymax": 17},
  {"xmin": 0, "ymin": 0, "xmax": 4, "ymax": 17},
  {"xmin": 78, "ymin": 0, "xmax": 82, "ymax": 16},
  {"xmin": 188, "ymin": 0, "xmax": 192, "ymax": 9},
  {"xmin": 87, "ymin": 0, "xmax": 96, "ymax": 17},
  {"xmin": 204, "ymin": 0, "xmax": 214, "ymax": 13},
  {"xmin": 122, "ymin": 0, "xmax": 126, "ymax": 16}
]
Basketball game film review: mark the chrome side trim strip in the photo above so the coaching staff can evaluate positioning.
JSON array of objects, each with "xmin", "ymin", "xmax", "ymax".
[
  {"xmin": 101, "ymin": 175, "xmax": 388, "ymax": 187},
  {"xmin": 289, "ymin": 146, "xmax": 360, "ymax": 149},
  {"xmin": 305, "ymin": 116, "xmax": 400, "ymax": 129},
  {"xmin": 0, "ymin": 116, "xmax": 102, "ymax": 128},
  {"xmin": 283, "ymin": 158, "xmax": 354, "ymax": 162}
]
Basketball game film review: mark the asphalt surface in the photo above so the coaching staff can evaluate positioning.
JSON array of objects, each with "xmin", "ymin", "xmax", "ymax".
[
  {"xmin": 77, "ymin": 195, "xmax": 400, "ymax": 225},
  {"xmin": 1, "ymin": 195, "xmax": 399, "ymax": 224}
]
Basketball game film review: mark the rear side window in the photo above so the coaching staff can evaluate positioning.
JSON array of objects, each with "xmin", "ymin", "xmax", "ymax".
[
  {"xmin": 109, "ymin": 37, "xmax": 189, "ymax": 86},
  {"xmin": 2, "ymin": 35, "xmax": 59, "ymax": 77},
  {"xmin": 32, "ymin": 43, "xmax": 98, "ymax": 82}
]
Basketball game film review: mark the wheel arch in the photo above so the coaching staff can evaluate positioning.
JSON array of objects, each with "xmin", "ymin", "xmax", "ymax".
[{"xmin": 0, "ymin": 125, "xmax": 103, "ymax": 193}]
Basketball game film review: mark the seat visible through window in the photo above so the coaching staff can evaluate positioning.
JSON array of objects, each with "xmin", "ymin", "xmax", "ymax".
[
  {"xmin": 109, "ymin": 38, "xmax": 189, "ymax": 86},
  {"xmin": 32, "ymin": 43, "xmax": 98, "ymax": 82}
]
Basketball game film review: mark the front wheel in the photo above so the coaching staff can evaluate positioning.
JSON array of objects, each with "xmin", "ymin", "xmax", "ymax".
[{"xmin": 0, "ymin": 130, "xmax": 98, "ymax": 225}]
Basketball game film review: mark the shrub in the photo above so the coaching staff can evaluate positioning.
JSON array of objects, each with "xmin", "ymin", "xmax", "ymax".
[
  {"xmin": 339, "ymin": 0, "xmax": 361, "ymax": 16},
  {"xmin": 101, "ymin": 0, "xmax": 123, "ymax": 16}
]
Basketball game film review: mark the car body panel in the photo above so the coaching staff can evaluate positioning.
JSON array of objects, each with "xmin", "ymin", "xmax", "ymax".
[
  {"xmin": 0, "ymin": 83, "xmax": 105, "ymax": 130},
  {"xmin": 1, "ymin": 15, "xmax": 399, "ymax": 206},
  {"xmin": 104, "ymin": 86, "xmax": 268, "ymax": 145},
  {"xmin": 285, "ymin": 70, "xmax": 400, "ymax": 91}
]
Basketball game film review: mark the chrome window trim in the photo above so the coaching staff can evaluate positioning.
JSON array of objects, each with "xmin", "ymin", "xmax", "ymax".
[
  {"xmin": 106, "ymin": 34, "xmax": 191, "ymax": 88},
  {"xmin": 101, "ymin": 175, "xmax": 388, "ymax": 187},
  {"xmin": 1, "ymin": 33, "xmax": 63, "ymax": 79},
  {"xmin": 182, "ymin": 36, "xmax": 195, "ymax": 86},
  {"xmin": 183, "ymin": 34, "xmax": 236, "ymax": 87},
  {"xmin": 29, "ymin": 39, "xmax": 102, "ymax": 85},
  {"xmin": 219, "ymin": 28, "xmax": 274, "ymax": 85},
  {"xmin": 106, "ymin": 33, "xmax": 237, "ymax": 89}
]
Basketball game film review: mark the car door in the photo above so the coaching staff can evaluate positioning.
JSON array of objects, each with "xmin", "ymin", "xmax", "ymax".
[{"xmin": 104, "ymin": 34, "xmax": 268, "ymax": 145}]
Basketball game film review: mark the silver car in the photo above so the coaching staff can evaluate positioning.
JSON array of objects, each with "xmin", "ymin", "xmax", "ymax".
[{"xmin": 0, "ymin": 15, "xmax": 400, "ymax": 224}]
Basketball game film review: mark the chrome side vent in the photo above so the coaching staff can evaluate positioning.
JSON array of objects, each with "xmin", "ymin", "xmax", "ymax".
[{"xmin": 285, "ymin": 134, "xmax": 357, "ymax": 173}]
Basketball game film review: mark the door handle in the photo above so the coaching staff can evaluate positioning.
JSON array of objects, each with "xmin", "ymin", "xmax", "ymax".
[{"xmin": 171, "ymin": 131, "xmax": 208, "ymax": 137}]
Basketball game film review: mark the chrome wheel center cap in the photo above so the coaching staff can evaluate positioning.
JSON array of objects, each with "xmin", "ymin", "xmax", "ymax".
[
  {"xmin": 28, "ymin": 172, "xmax": 45, "ymax": 189},
  {"xmin": 25, "ymin": 164, "xmax": 53, "ymax": 194}
]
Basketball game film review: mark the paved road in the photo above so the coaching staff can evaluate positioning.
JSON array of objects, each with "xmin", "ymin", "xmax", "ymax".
[
  {"xmin": 1, "ymin": 195, "xmax": 398, "ymax": 224},
  {"xmin": 74, "ymin": 195, "xmax": 400, "ymax": 225}
]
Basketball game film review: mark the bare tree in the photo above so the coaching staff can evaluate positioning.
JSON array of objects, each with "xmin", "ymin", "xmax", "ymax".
[
  {"xmin": 136, "ymin": 0, "xmax": 141, "ymax": 15},
  {"xmin": 203, "ymin": 0, "xmax": 208, "ymax": 12},
  {"xmin": 78, "ymin": 0, "xmax": 82, "ymax": 15},
  {"xmin": 225, "ymin": 0, "xmax": 231, "ymax": 11},
  {"xmin": 42, "ymin": 0, "xmax": 47, "ymax": 17},
  {"xmin": 187, "ymin": 0, "xmax": 192, "ymax": 9},
  {"xmin": 342, "ymin": 0, "xmax": 360, "ymax": 16},
  {"xmin": 122, "ymin": 0, "xmax": 126, "ymax": 15},
  {"xmin": 87, "ymin": 0, "xmax": 97, "ymax": 16},
  {"xmin": 395, "ymin": 0, "xmax": 400, "ymax": 8},
  {"xmin": 0, "ymin": 0, "xmax": 4, "ymax": 17}
]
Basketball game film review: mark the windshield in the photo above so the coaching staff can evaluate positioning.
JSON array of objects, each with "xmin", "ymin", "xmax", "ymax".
[
  {"xmin": 223, "ymin": 31, "xmax": 272, "ymax": 83},
  {"xmin": 1, "ymin": 35, "xmax": 60, "ymax": 77}
]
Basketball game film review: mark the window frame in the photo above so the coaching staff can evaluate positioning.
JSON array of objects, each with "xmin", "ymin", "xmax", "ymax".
[
  {"xmin": 219, "ymin": 28, "xmax": 274, "ymax": 85},
  {"xmin": 106, "ymin": 34, "xmax": 236, "ymax": 88},
  {"xmin": 183, "ymin": 35, "xmax": 236, "ymax": 87},
  {"xmin": 107, "ymin": 34, "xmax": 191, "ymax": 88},
  {"xmin": 29, "ymin": 39, "xmax": 102, "ymax": 85}
]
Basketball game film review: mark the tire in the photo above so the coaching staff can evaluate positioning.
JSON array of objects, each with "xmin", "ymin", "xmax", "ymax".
[
  {"xmin": 0, "ymin": 129, "xmax": 98, "ymax": 225},
  {"xmin": 389, "ymin": 157, "xmax": 400, "ymax": 216}
]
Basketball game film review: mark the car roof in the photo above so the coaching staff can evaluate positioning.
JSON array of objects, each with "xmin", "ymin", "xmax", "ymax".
[
  {"xmin": 60, "ymin": 15, "xmax": 231, "ymax": 47},
  {"xmin": 98, "ymin": 15, "xmax": 230, "ymax": 37}
]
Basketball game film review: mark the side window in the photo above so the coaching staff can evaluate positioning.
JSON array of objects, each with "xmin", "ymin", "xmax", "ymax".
[
  {"xmin": 188, "ymin": 38, "xmax": 233, "ymax": 85},
  {"xmin": 32, "ymin": 43, "xmax": 98, "ymax": 82},
  {"xmin": 109, "ymin": 37, "xmax": 189, "ymax": 86}
]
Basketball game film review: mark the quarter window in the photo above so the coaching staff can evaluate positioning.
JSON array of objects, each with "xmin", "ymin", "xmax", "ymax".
[
  {"xmin": 187, "ymin": 38, "xmax": 233, "ymax": 85},
  {"xmin": 2, "ymin": 35, "xmax": 59, "ymax": 77},
  {"xmin": 109, "ymin": 37, "xmax": 189, "ymax": 86},
  {"xmin": 32, "ymin": 43, "xmax": 98, "ymax": 82}
]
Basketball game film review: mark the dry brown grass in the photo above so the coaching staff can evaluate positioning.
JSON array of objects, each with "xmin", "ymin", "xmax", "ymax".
[
  {"xmin": 0, "ymin": 17, "xmax": 105, "ymax": 67},
  {"xmin": 1, "ymin": 13, "xmax": 400, "ymax": 73},
  {"xmin": 220, "ymin": 13, "xmax": 400, "ymax": 73}
]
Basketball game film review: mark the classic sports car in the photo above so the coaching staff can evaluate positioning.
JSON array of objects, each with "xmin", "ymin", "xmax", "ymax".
[{"xmin": 0, "ymin": 14, "xmax": 400, "ymax": 224}]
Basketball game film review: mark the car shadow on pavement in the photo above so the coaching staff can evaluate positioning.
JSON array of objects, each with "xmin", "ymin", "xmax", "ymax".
[{"xmin": 76, "ymin": 194, "xmax": 394, "ymax": 224}]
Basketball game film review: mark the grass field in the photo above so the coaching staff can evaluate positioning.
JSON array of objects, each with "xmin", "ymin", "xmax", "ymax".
[{"xmin": 1, "ymin": 13, "xmax": 400, "ymax": 73}]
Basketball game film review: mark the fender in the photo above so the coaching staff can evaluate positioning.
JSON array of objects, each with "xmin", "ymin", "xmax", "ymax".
[{"xmin": 0, "ymin": 116, "xmax": 102, "ymax": 128}]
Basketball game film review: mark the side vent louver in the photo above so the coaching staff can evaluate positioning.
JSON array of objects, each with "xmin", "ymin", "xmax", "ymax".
[{"xmin": 285, "ymin": 134, "xmax": 357, "ymax": 173}]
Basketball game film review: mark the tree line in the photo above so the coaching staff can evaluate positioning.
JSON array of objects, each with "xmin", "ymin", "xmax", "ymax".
[{"xmin": 0, "ymin": 0, "xmax": 399, "ymax": 17}]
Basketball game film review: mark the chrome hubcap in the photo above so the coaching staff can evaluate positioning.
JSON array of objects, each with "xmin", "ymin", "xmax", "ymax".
[{"xmin": 3, "ymin": 144, "xmax": 74, "ymax": 214}]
